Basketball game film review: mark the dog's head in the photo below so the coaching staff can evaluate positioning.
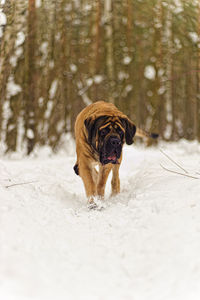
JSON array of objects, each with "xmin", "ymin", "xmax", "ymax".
[{"xmin": 84, "ymin": 115, "xmax": 136, "ymax": 165}]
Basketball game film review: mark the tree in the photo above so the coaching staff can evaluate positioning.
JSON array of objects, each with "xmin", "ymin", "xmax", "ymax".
[{"xmin": 0, "ymin": 0, "xmax": 200, "ymax": 153}]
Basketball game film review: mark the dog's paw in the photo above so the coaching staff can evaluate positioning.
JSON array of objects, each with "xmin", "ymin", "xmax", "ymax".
[
  {"xmin": 87, "ymin": 197, "xmax": 106, "ymax": 211},
  {"xmin": 88, "ymin": 202, "xmax": 99, "ymax": 210}
]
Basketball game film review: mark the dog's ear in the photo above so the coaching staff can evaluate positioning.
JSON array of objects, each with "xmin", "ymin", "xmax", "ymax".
[
  {"xmin": 84, "ymin": 117, "xmax": 94, "ymax": 145},
  {"xmin": 120, "ymin": 118, "xmax": 136, "ymax": 145},
  {"xmin": 84, "ymin": 116, "xmax": 108, "ymax": 147}
]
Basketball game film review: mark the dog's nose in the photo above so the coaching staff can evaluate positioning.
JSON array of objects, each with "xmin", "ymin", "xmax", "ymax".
[{"xmin": 110, "ymin": 137, "xmax": 121, "ymax": 147}]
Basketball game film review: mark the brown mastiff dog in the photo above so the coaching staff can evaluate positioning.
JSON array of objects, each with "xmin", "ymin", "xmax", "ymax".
[{"xmin": 74, "ymin": 101, "xmax": 158, "ymax": 207}]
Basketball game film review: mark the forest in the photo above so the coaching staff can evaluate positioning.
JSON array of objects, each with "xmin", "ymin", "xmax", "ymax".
[{"xmin": 0, "ymin": 0, "xmax": 200, "ymax": 154}]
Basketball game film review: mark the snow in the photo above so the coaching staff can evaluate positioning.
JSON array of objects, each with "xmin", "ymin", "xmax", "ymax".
[
  {"xmin": 1, "ymin": 139, "xmax": 200, "ymax": 300},
  {"xmin": 118, "ymin": 71, "xmax": 129, "ymax": 81},
  {"xmin": 49, "ymin": 80, "xmax": 58, "ymax": 99},
  {"xmin": 10, "ymin": 48, "xmax": 23, "ymax": 67},
  {"xmin": 86, "ymin": 78, "xmax": 93, "ymax": 87},
  {"xmin": 125, "ymin": 84, "xmax": 133, "ymax": 93},
  {"xmin": 144, "ymin": 65, "xmax": 156, "ymax": 80},
  {"xmin": 0, "ymin": 10, "xmax": 6, "ymax": 26},
  {"xmin": 35, "ymin": 0, "xmax": 42, "ymax": 8},
  {"xmin": 94, "ymin": 75, "xmax": 103, "ymax": 84},
  {"xmin": 26, "ymin": 129, "xmax": 34, "ymax": 139},
  {"xmin": 15, "ymin": 32, "xmax": 25, "ymax": 48},
  {"xmin": 0, "ymin": 9, "xmax": 7, "ymax": 37},
  {"xmin": 40, "ymin": 42, "xmax": 48, "ymax": 60},
  {"xmin": 188, "ymin": 32, "xmax": 199, "ymax": 44},
  {"xmin": 158, "ymin": 86, "xmax": 166, "ymax": 95},
  {"xmin": 6, "ymin": 76, "xmax": 22, "ymax": 98},
  {"xmin": 123, "ymin": 56, "xmax": 132, "ymax": 65},
  {"xmin": 70, "ymin": 64, "xmax": 78, "ymax": 73}
]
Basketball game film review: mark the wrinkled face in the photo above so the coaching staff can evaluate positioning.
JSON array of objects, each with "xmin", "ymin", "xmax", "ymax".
[
  {"xmin": 98, "ymin": 121, "xmax": 124, "ymax": 165},
  {"xmin": 84, "ymin": 115, "xmax": 136, "ymax": 165}
]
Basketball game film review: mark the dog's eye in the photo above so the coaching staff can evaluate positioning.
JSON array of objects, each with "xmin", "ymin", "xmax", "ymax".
[
  {"xmin": 117, "ymin": 128, "xmax": 123, "ymax": 136},
  {"xmin": 100, "ymin": 128, "xmax": 108, "ymax": 137}
]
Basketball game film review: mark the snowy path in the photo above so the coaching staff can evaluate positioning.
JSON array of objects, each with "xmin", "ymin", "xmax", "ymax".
[{"xmin": 1, "ymin": 141, "xmax": 200, "ymax": 300}]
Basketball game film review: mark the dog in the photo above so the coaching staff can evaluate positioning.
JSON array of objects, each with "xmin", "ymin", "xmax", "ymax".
[{"xmin": 74, "ymin": 101, "xmax": 158, "ymax": 207}]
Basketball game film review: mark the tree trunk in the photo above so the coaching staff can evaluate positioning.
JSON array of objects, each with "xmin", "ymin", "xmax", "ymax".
[
  {"xmin": 25, "ymin": 0, "xmax": 37, "ymax": 154},
  {"xmin": 104, "ymin": 0, "xmax": 114, "ymax": 103}
]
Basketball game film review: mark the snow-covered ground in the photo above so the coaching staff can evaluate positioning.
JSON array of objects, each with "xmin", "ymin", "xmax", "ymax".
[{"xmin": 1, "ymin": 139, "xmax": 200, "ymax": 300}]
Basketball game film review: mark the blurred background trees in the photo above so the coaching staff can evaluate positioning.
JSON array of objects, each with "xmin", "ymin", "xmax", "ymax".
[{"xmin": 0, "ymin": 0, "xmax": 200, "ymax": 153}]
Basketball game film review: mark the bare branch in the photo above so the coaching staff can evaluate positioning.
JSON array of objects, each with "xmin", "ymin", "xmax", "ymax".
[
  {"xmin": 160, "ymin": 164, "xmax": 200, "ymax": 180},
  {"xmin": 5, "ymin": 180, "xmax": 38, "ymax": 188},
  {"xmin": 160, "ymin": 149, "xmax": 188, "ymax": 174}
]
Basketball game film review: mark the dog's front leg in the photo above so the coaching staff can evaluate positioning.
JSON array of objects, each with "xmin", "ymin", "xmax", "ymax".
[
  {"xmin": 111, "ymin": 164, "xmax": 120, "ymax": 196},
  {"xmin": 79, "ymin": 161, "xmax": 97, "ymax": 203},
  {"xmin": 97, "ymin": 164, "xmax": 112, "ymax": 198}
]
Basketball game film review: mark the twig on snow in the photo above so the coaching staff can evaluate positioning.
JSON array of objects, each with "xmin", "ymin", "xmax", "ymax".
[
  {"xmin": 159, "ymin": 149, "xmax": 188, "ymax": 174},
  {"xmin": 160, "ymin": 164, "xmax": 200, "ymax": 180},
  {"xmin": 5, "ymin": 180, "xmax": 38, "ymax": 188}
]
